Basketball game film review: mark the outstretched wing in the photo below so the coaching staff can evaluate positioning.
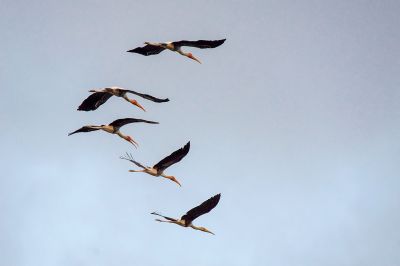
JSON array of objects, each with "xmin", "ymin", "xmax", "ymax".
[
  {"xmin": 68, "ymin": 126, "xmax": 100, "ymax": 136},
  {"xmin": 127, "ymin": 45, "xmax": 166, "ymax": 56},
  {"xmin": 173, "ymin": 39, "xmax": 226, "ymax": 49},
  {"xmin": 109, "ymin": 118, "xmax": 159, "ymax": 129},
  {"xmin": 120, "ymin": 153, "xmax": 147, "ymax": 169},
  {"xmin": 153, "ymin": 141, "xmax": 190, "ymax": 173},
  {"xmin": 181, "ymin": 194, "xmax": 221, "ymax": 225},
  {"xmin": 126, "ymin": 90, "xmax": 169, "ymax": 103},
  {"xmin": 78, "ymin": 92, "xmax": 113, "ymax": 111}
]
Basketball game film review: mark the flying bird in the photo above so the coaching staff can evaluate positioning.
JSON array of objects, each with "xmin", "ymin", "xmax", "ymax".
[
  {"xmin": 78, "ymin": 87, "xmax": 169, "ymax": 112},
  {"xmin": 127, "ymin": 39, "xmax": 226, "ymax": 64},
  {"xmin": 151, "ymin": 193, "xmax": 221, "ymax": 235},
  {"xmin": 120, "ymin": 141, "xmax": 190, "ymax": 186},
  {"xmin": 68, "ymin": 118, "xmax": 158, "ymax": 147}
]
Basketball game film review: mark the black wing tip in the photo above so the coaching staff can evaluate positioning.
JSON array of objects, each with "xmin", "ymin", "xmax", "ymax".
[
  {"xmin": 185, "ymin": 141, "xmax": 191, "ymax": 149},
  {"xmin": 153, "ymin": 98, "xmax": 169, "ymax": 103},
  {"xmin": 77, "ymin": 107, "xmax": 92, "ymax": 111},
  {"xmin": 212, "ymin": 193, "xmax": 221, "ymax": 205},
  {"xmin": 68, "ymin": 129, "xmax": 82, "ymax": 136},
  {"xmin": 139, "ymin": 119, "xmax": 159, "ymax": 124},
  {"xmin": 127, "ymin": 47, "xmax": 150, "ymax": 55},
  {"xmin": 215, "ymin": 39, "xmax": 226, "ymax": 46},
  {"xmin": 211, "ymin": 193, "xmax": 221, "ymax": 202},
  {"xmin": 127, "ymin": 48, "xmax": 142, "ymax": 54},
  {"xmin": 112, "ymin": 118, "xmax": 159, "ymax": 125},
  {"xmin": 212, "ymin": 193, "xmax": 221, "ymax": 198},
  {"xmin": 181, "ymin": 141, "xmax": 190, "ymax": 154}
]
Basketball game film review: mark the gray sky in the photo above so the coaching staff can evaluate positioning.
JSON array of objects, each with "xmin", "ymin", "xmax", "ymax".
[{"xmin": 1, "ymin": 0, "xmax": 399, "ymax": 265}]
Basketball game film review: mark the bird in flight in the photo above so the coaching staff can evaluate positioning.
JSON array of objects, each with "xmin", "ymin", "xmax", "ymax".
[
  {"xmin": 68, "ymin": 118, "xmax": 158, "ymax": 147},
  {"xmin": 127, "ymin": 39, "xmax": 226, "ymax": 64},
  {"xmin": 120, "ymin": 141, "xmax": 190, "ymax": 186},
  {"xmin": 151, "ymin": 193, "xmax": 221, "ymax": 235},
  {"xmin": 77, "ymin": 87, "xmax": 169, "ymax": 112}
]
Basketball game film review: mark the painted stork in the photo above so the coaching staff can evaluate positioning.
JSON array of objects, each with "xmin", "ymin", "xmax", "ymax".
[
  {"xmin": 78, "ymin": 87, "xmax": 169, "ymax": 112},
  {"xmin": 120, "ymin": 141, "xmax": 190, "ymax": 187},
  {"xmin": 127, "ymin": 39, "xmax": 226, "ymax": 64},
  {"xmin": 68, "ymin": 118, "xmax": 158, "ymax": 147},
  {"xmin": 151, "ymin": 193, "xmax": 221, "ymax": 235}
]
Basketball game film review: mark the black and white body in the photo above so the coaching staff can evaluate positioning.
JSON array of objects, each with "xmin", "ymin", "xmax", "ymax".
[
  {"xmin": 68, "ymin": 118, "xmax": 158, "ymax": 147},
  {"xmin": 120, "ymin": 141, "xmax": 190, "ymax": 186},
  {"xmin": 127, "ymin": 39, "xmax": 226, "ymax": 64},
  {"xmin": 151, "ymin": 193, "xmax": 221, "ymax": 235},
  {"xmin": 78, "ymin": 87, "xmax": 169, "ymax": 112}
]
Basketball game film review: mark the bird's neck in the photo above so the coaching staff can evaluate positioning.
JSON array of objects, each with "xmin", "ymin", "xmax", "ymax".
[
  {"xmin": 190, "ymin": 224, "xmax": 214, "ymax": 234},
  {"xmin": 190, "ymin": 224, "xmax": 201, "ymax": 230},
  {"xmin": 177, "ymin": 49, "xmax": 187, "ymax": 56},
  {"xmin": 116, "ymin": 131, "xmax": 126, "ymax": 138},
  {"xmin": 160, "ymin": 172, "xmax": 169, "ymax": 178}
]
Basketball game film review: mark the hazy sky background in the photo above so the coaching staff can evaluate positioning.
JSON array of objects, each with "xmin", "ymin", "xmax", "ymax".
[{"xmin": 1, "ymin": 0, "xmax": 399, "ymax": 265}]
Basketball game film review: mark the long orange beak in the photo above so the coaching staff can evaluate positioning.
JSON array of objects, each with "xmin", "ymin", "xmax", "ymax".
[
  {"xmin": 207, "ymin": 230, "xmax": 215, "ymax": 235},
  {"xmin": 201, "ymin": 227, "xmax": 215, "ymax": 235},
  {"xmin": 187, "ymin": 53, "xmax": 202, "ymax": 64},
  {"xmin": 169, "ymin": 176, "xmax": 181, "ymax": 187},
  {"xmin": 130, "ymin": 99, "xmax": 146, "ymax": 112},
  {"xmin": 126, "ymin": 136, "xmax": 139, "ymax": 148}
]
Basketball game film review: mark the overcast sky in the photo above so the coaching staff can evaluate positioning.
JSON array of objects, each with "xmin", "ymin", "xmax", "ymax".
[{"xmin": 1, "ymin": 0, "xmax": 400, "ymax": 265}]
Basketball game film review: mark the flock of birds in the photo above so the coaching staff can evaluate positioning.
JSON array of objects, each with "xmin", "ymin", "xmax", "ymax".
[{"xmin": 69, "ymin": 38, "xmax": 226, "ymax": 235}]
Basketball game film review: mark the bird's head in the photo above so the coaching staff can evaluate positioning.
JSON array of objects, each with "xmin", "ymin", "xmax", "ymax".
[
  {"xmin": 129, "ymin": 99, "xmax": 146, "ymax": 112},
  {"xmin": 187, "ymin": 53, "xmax": 201, "ymax": 64},
  {"xmin": 198, "ymin": 227, "xmax": 214, "ymax": 235},
  {"xmin": 124, "ymin": 135, "xmax": 138, "ymax": 148}
]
